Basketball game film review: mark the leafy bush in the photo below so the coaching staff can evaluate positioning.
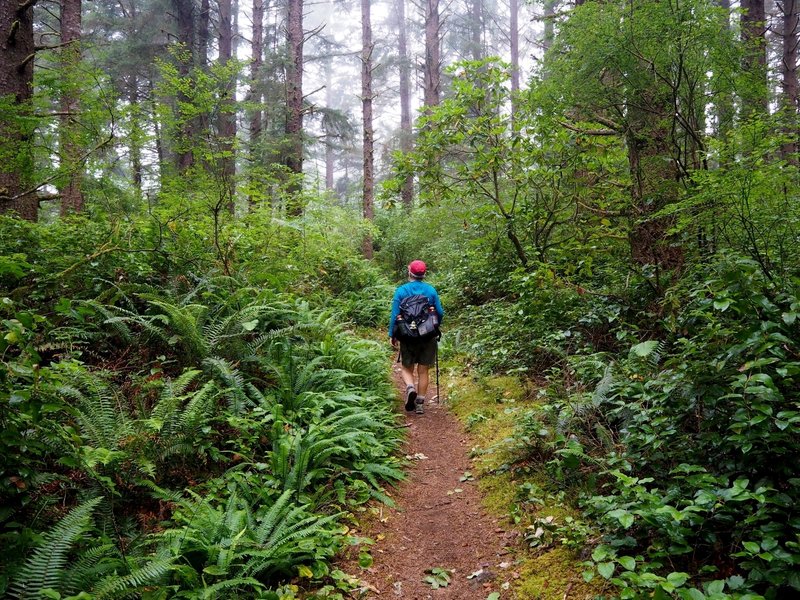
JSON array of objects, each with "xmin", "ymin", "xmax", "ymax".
[{"xmin": 503, "ymin": 254, "xmax": 800, "ymax": 599}]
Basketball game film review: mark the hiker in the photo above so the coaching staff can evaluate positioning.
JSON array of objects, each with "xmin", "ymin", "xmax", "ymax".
[{"xmin": 389, "ymin": 260, "xmax": 444, "ymax": 414}]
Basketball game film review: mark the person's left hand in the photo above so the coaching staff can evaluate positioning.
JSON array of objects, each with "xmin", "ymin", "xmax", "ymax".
[{"xmin": 391, "ymin": 337, "xmax": 398, "ymax": 349}]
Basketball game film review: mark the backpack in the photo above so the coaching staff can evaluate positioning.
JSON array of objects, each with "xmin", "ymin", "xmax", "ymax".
[{"xmin": 393, "ymin": 294, "xmax": 440, "ymax": 342}]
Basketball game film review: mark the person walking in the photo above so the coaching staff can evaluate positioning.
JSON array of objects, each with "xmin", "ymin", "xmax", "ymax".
[{"xmin": 389, "ymin": 260, "xmax": 444, "ymax": 414}]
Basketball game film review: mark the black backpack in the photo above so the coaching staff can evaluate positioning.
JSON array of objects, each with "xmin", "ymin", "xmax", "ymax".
[{"xmin": 393, "ymin": 294, "xmax": 440, "ymax": 342}]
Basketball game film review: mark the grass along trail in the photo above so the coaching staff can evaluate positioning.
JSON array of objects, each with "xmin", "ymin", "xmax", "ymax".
[{"xmin": 349, "ymin": 363, "xmax": 515, "ymax": 599}]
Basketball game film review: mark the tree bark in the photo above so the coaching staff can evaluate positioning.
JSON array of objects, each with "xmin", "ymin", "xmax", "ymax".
[
  {"xmin": 741, "ymin": 0, "xmax": 769, "ymax": 115},
  {"xmin": 285, "ymin": 0, "xmax": 304, "ymax": 212},
  {"xmin": 324, "ymin": 68, "xmax": 335, "ymax": 191},
  {"xmin": 248, "ymin": 0, "xmax": 265, "ymax": 205},
  {"xmin": 470, "ymin": 0, "xmax": 483, "ymax": 62},
  {"xmin": 362, "ymin": 0, "xmax": 374, "ymax": 258},
  {"xmin": 626, "ymin": 90, "xmax": 683, "ymax": 275},
  {"xmin": 172, "ymin": 0, "xmax": 196, "ymax": 172},
  {"xmin": 129, "ymin": 77, "xmax": 143, "ymax": 202},
  {"xmin": 0, "ymin": 0, "xmax": 38, "ymax": 220},
  {"xmin": 423, "ymin": 0, "xmax": 441, "ymax": 111},
  {"xmin": 510, "ymin": 0, "xmax": 519, "ymax": 127},
  {"xmin": 543, "ymin": 0, "xmax": 556, "ymax": 51},
  {"xmin": 781, "ymin": 0, "xmax": 799, "ymax": 158},
  {"xmin": 219, "ymin": 0, "xmax": 237, "ymax": 214},
  {"xmin": 59, "ymin": 0, "xmax": 84, "ymax": 215},
  {"xmin": 715, "ymin": 0, "xmax": 734, "ymax": 142},
  {"xmin": 199, "ymin": 0, "xmax": 210, "ymax": 67},
  {"xmin": 398, "ymin": 0, "xmax": 414, "ymax": 209}
]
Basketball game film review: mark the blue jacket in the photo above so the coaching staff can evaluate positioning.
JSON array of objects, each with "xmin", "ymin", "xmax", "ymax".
[{"xmin": 389, "ymin": 280, "xmax": 444, "ymax": 338}]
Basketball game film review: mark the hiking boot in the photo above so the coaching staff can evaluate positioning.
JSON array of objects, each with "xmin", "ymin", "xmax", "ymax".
[
  {"xmin": 415, "ymin": 396, "xmax": 425, "ymax": 414},
  {"xmin": 404, "ymin": 385, "xmax": 417, "ymax": 412}
]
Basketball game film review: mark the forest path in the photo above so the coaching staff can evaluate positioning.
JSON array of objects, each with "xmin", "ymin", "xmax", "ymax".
[{"xmin": 350, "ymin": 363, "xmax": 515, "ymax": 599}]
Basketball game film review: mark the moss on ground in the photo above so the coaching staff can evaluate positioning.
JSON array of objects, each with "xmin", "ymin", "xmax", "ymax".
[{"xmin": 443, "ymin": 361, "xmax": 605, "ymax": 600}]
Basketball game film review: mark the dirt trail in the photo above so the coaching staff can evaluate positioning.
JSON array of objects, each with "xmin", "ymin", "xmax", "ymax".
[{"xmin": 352, "ymin": 365, "xmax": 515, "ymax": 599}]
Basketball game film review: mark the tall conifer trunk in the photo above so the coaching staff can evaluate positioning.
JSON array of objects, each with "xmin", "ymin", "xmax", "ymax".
[
  {"xmin": 0, "ymin": 0, "xmax": 38, "ymax": 220},
  {"xmin": 199, "ymin": 0, "xmax": 210, "ymax": 67},
  {"xmin": 397, "ymin": 0, "xmax": 414, "ymax": 209},
  {"xmin": 249, "ymin": 0, "xmax": 265, "ymax": 205},
  {"xmin": 219, "ymin": 0, "xmax": 237, "ymax": 214},
  {"xmin": 423, "ymin": 0, "xmax": 441, "ymax": 111},
  {"xmin": 781, "ymin": 0, "xmax": 799, "ymax": 158},
  {"xmin": 361, "ymin": 0, "xmax": 374, "ymax": 258},
  {"xmin": 59, "ymin": 0, "xmax": 84, "ymax": 215},
  {"xmin": 543, "ymin": 0, "xmax": 555, "ymax": 51},
  {"xmin": 741, "ymin": 0, "xmax": 768, "ymax": 114},
  {"xmin": 470, "ymin": 0, "xmax": 482, "ymax": 61},
  {"xmin": 324, "ymin": 68, "xmax": 335, "ymax": 191},
  {"xmin": 172, "ymin": 0, "xmax": 196, "ymax": 172},
  {"xmin": 285, "ymin": 0, "xmax": 304, "ymax": 213},
  {"xmin": 129, "ymin": 77, "xmax": 143, "ymax": 202},
  {"xmin": 510, "ymin": 0, "xmax": 519, "ymax": 126}
]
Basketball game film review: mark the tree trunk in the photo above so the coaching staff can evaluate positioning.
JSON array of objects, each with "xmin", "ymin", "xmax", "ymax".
[
  {"xmin": 0, "ymin": 0, "xmax": 38, "ymax": 220},
  {"xmin": 781, "ymin": 0, "xmax": 799, "ymax": 158},
  {"xmin": 470, "ymin": 0, "xmax": 483, "ymax": 62},
  {"xmin": 543, "ymin": 0, "xmax": 556, "ymax": 51},
  {"xmin": 510, "ymin": 0, "xmax": 519, "ymax": 127},
  {"xmin": 285, "ymin": 0, "xmax": 304, "ymax": 213},
  {"xmin": 219, "ymin": 0, "xmax": 237, "ymax": 214},
  {"xmin": 199, "ymin": 0, "xmax": 210, "ymax": 67},
  {"xmin": 715, "ymin": 0, "xmax": 734, "ymax": 142},
  {"xmin": 324, "ymin": 69, "xmax": 335, "ymax": 191},
  {"xmin": 626, "ymin": 91, "xmax": 683, "ymax": 276},
  {"xmin": 172, "ymin": 0, "xmax": 196, "ymax": 172},
  {"xmin": 398, "ymin": 0, "xmax": 414, "ymax": 209},
  {"xmin": 423, "ymin": 0, "xmax": 441, "ymax": 111},
  {"xmin": 146, "ymin": 75, "xmax": 166, "ymax": 189},
  {"xmin": 741, "ymin": 0, "xmax": 769, "ymax": 115},
  {"xmin": 59, "ymin": 0, "xmax": 84, "ymax": 216},
  {"xmin": 362, "ymin": 0, "xmax": 374, "ymax": 258},
  {"xmin": 248, "ymin": 0, "xmax": 265, "ymax": 206},
  {"xmin": 129, "ymin": 78, "xmax": 143, "ymax": 201}
]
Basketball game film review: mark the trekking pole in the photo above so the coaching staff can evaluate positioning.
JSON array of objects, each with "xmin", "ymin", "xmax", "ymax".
[{"xmin": 435, "ymin": 340, "xmax": 440, "ymax": 403}]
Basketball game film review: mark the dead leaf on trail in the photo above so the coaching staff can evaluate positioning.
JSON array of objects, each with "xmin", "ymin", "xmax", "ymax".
[{"xmin": 405, "ymin": 452, "xmax": 429, "ymax": 460}]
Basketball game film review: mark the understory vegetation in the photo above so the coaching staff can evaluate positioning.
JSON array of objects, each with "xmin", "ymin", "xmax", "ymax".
[{"xmin": 0, "ymin": 211, "xmax": 401, "ymax": 599}]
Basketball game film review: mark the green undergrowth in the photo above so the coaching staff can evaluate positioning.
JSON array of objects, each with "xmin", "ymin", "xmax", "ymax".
[
  {"xmin": 0, "ymin": 214, "xmax": 404, "ymax": 599},
  {"xmin": 444, "ymin": 363, "xmax": 604, "ymax": 600}
]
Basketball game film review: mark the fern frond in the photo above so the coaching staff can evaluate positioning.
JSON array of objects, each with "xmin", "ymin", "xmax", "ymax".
[
  {"xmin": 198, "ymin": 577, "xmax": 264, "ymax": 598},
  {"xmin": 93, "ymin": 556, "xmax": 173, "ymax": 599},
  {"xmin": 10, "ymin": 497, "xmax": 103, "ymax": 599},
  {"xmin": 202, "ymin": 357, "xmax": 251, "ymax": 415}
]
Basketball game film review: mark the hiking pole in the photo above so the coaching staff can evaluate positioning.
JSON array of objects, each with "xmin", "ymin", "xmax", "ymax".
[{"xmin": 435, "ymin": 340, "xmax": 440, "ymax": 403}]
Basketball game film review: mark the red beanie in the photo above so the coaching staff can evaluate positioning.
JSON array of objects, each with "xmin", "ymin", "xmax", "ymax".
[{"xmin": 408, "ymin": 260, "xmax": 427, "ymax": 278}]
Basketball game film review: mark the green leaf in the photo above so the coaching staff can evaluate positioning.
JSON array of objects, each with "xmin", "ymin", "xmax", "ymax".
[
  {"xmin": 667, "ymin": 572, "xmax": 690, "ymax": 587},
  {"xmin": 358, "ymin": 551, "xmax": 373, "ymax": 568},
  {"xmin": 706, "ymin": 580, "xmax": 725, "ymax": 594},
  {"xmin": 742, "ymin": 541, "xmax": 760, "ymax": 553},
  {"xmin": 713, "ymin": 298, "xmax": 731, "ymax": 311},
  {"xmin": 486, "ymin": 594, "xmax": 500, "ymax": 600},
  {"xmin": 727, "ymin": 575, "xmax": 745, "ymax": 590},
  {"xmin": 297, "ymin": 565, "xmax": 314, "ymax": 578},
  {"xmin": 592, "ymin": 545, "xmax": 612, "ymax": 562},
  {"xmin": 597, "ymin": 562, "xmax": 615, "ymax": 579},
  {"xmin": 618, "ymin": 556, "xmax": 636, "ymax": 571}
]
